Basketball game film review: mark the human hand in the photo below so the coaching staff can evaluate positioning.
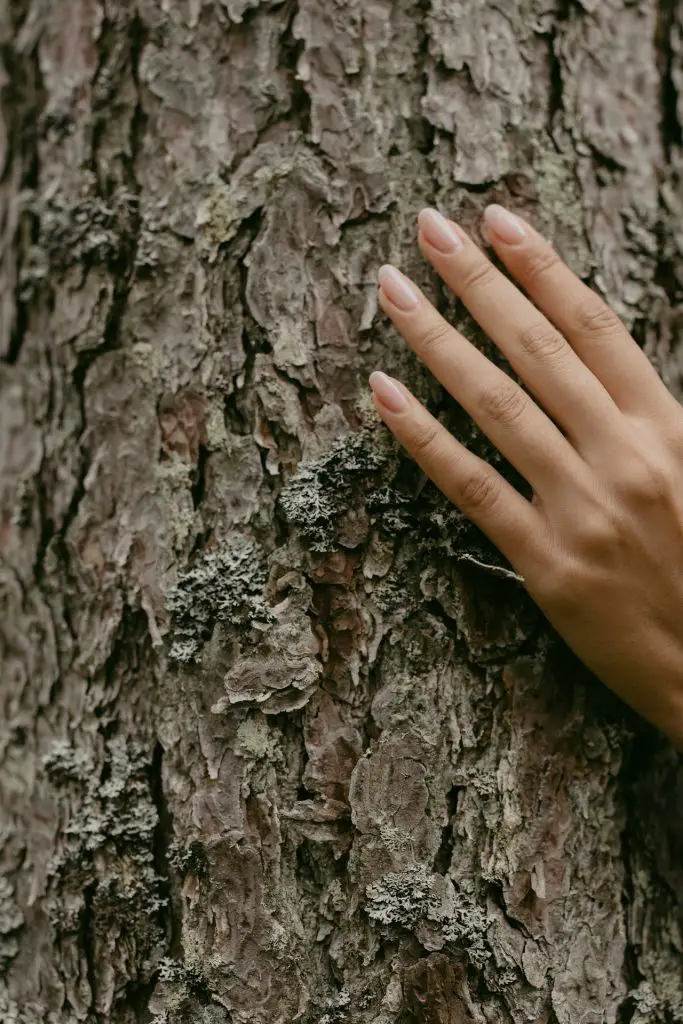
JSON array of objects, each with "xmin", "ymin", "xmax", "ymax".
[{"xmin": 370, "ymin": 204, "xmax": 683, "ymax": 749}]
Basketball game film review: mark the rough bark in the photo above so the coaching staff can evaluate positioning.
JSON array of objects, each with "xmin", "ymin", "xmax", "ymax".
[{"xmin": 2, "ymin": 0, "xmax": 683, "ymax": 1021}]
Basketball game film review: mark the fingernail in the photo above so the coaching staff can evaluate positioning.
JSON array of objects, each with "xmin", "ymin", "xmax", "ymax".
[
  {"xmin": 378, "ymin": 265, "xmax": 420, "ymax": 311},
  {"xmin": 483, "ymin": 204, "xmax": 526, "ymax": 244},
  {"xmin": 418, "ymin": 208, "xmax": 464, "ymax": 254},
  {"xmin": 369, "ymin": 371, "xmax": 408, "ymax": 413}
]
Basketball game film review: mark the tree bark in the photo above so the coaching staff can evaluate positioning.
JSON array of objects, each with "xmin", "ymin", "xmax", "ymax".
[{"xmin": 2, "ymin": 0, "xmax": 683, "ymax": 1021}]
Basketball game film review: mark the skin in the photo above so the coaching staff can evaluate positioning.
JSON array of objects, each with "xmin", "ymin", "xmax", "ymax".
[{"xmin": 370, "ymin": 204, "xmax": 683, "ymax": 750}]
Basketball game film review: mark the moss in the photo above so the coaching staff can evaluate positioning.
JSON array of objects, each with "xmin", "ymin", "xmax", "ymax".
[{"xmin": 167, "ymin": 535, "xmax": 271, "ymax": 662}]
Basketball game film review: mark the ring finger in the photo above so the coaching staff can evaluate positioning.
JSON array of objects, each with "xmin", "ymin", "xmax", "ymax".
[{"xmin": 377, "ymin": 265, "xmax": 586, "ymax": 498}]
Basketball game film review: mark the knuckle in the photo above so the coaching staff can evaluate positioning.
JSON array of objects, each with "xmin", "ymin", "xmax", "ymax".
[
  {"xmin": 535, "ymin": 554, "xmax": 585, "ymax": 608},
  {"xmin": 517, "ymin": 322, "xmax": 566, "ymax": 361},
  {"xmin": 410, "ymin": 422, "xmax": 441, "ymax": 456},
  {"xmin": 579, "ymin": 510, "xmax": 619, "ymax": 553},
  {"xmin": 458, "ymin": 469, "xmax": 502, "ymax": 516},
  {"xmin": 576, "ymin": 300, "xmax": 622, "ymax": 338},
  {"xmin": 478, "ymin": 383, "xmax": 528, "ymax": 425},
  {"xmin": 459, "ymin": 259, "xmax": 497, "ymax": 293},
  {"xmin": 523, "ymin": 245, "xmax": 562, "ymax": 283},
  {"xmin": 418, "ymin": 319, "xmax": 453, "ymax": 357},
  {"xmin": 619, "ymin": 455, "xmax": 675, "ymax": 506}
]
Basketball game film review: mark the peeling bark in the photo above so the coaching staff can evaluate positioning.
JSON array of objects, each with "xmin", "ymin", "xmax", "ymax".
[{"xmin": 2, "ymin": 1, "xmax": 683, "ymax": 1022}]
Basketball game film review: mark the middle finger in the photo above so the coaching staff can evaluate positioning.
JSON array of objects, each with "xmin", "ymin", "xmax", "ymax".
[
  {"xmin": 376, "ymin": 264, "xmax": 585, "ymax": 497},
  {"xmin": 416, "ymin": 208, "xmax": 621, "ymax": 450}
]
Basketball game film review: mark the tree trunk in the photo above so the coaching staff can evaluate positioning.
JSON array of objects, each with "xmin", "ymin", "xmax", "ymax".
[{"xmin": 2, "ymin": 0, "xmax": 683, "ymax": 1021}]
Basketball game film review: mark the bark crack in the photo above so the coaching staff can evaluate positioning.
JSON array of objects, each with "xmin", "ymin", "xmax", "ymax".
[
  {"xmin": 0, "ymin": 3, "xmax": 46, "ymax": 365},
  {"xmin": 655, "ymin": 0, "xmax": 683, "ymax": 161},
  {"xmin": 50, "ymin": 11, "xmax": 147, "ymax": 575},
  {"xmin": 416, "ymin": 0, "xmax": 439, "ymax": 202},
  {"xmin": 546, "ymin": 0, "xmax": 571, "ymax": 134},
  {"xmin": 653, "ymin": 0, "xmax": 683, "ymax": 310},
  {"xmin": 80, "ymin": 881, "xmax": 99, "ymax": 1020}
]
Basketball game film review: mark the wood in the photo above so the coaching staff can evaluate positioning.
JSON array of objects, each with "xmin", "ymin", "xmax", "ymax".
[{"xmin": 1, "ymin": 0, "xmax": 683, "ymax": 1020}]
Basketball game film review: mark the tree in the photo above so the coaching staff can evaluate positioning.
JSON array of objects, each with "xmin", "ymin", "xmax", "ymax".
[{"xmin": 2, "ymin": 0, "xmax": 683, "ymax": 1020}]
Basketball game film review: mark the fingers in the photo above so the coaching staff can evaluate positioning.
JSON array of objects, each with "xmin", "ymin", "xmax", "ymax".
[
  {"xmin": 480, "ymin": 204, "xmax": 671, "ymax": 418},
  {"xmin": 376, "ymin": 265, "xmax": 584, "ymax": 500},
  {"xmin": 416, "ymin": 208, "xmax": 622, "ymax": 451},
  {"xmin": 368, "ymin": 371, "xmax": 544, "ymax": 567}
]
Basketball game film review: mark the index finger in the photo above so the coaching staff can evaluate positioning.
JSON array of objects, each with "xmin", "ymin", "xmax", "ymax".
[
  {"xmin": 481, "ymin": 203, "xmax": 672, "ymax": 418},
  {"xmin": 367, "ymin": 370, "xmax": 543, "ymax": 574}
]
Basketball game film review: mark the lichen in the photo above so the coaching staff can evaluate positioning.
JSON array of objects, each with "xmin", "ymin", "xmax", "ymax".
[
  {"xmin": 40, "ymin": 192, "xmax": 127, "ymax": 269},
  {"xmin": 532, "ymin": 140, "xmax": 591, "ymax": 277},
  {"xmin": 365, "ymin": 485, "xmax": 416, "ymax": 536},
  {"xmin": 365, "ymin": 866, "xmax": 491, "ymax": 969},
  {"xmin": 0, "ymin": 877, "xmax": 23, "ymax": 965},
  {"xmin": 317, "ymin": 989, "xmax": 351, "ymax": 1024},
  {"xmin": 167, "ymin": 535, "xmax": 271, "ymax": 662},
  {"xmin": 151, "ymin": 956, "xmax": 229, "ymax": 1023},
  {"xmin": 235, "ymin": 714, "xmax": 281, "ymax": 760},
  {"xmin": 42, "ymin": 741, "xmax": 96, "ymax": 786},
  {"xmin": 168, "ymin": 839, "xmax": 209, "ymax": 882},
  {"xmin": 279, "ymin": 431, "xmax": 391, "ymax": 551},
  {"xmin": 44, "ymin": 737, "xmax": 165, "ymax": 952},
  {"xmin": 365, "ymin": 865, "xmax": 436, "ymax": 929}
]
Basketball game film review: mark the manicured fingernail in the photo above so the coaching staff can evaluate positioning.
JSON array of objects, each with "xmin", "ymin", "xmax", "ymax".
[
  {"xmin": 484, "ymin": 204, "xmax": 526, "ymax": 244},
  {"xmin": 418, "ymin": 208, "xmax": 464, "ymax": 254},
  {"xmin": 369, "ymin": 371, "xmax": 408, "ymax": 413},
  {"xmin": 378, "ymin": 265, "xmax": 420, "ymax": 311}
]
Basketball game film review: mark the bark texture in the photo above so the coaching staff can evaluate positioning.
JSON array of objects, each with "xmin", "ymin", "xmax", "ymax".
[{"xmin": 2, "ymin": 0, "xmax": 683, "ymax": 1021}]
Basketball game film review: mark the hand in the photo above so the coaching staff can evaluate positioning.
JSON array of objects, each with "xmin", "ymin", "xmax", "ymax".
[{"xmin": 370, "ymin": 204, "xmax": 683, "ymax": 749}]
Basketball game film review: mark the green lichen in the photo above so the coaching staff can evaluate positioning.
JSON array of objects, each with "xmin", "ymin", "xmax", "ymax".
[
  {"xmin": 235, "ymin": 715, "xmax": 281, "ymax": 760},
  {"xmin": 45, "ymin": 739, "xmax": 159, "ymax": 857},
  {"xmin": 130, "ymin": 341, "xmax": 165, "ymax": 381},
  {"xmin": 167, "ymin": 535, "xmax": 271, "ymax": 662},
  {"xmin": 317, "ymin": 990, "xmax": 351, "ymax": 1024},
  {"xmin": 195, "ymin": 140, "xmax": 304, "ymax": 260}
]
